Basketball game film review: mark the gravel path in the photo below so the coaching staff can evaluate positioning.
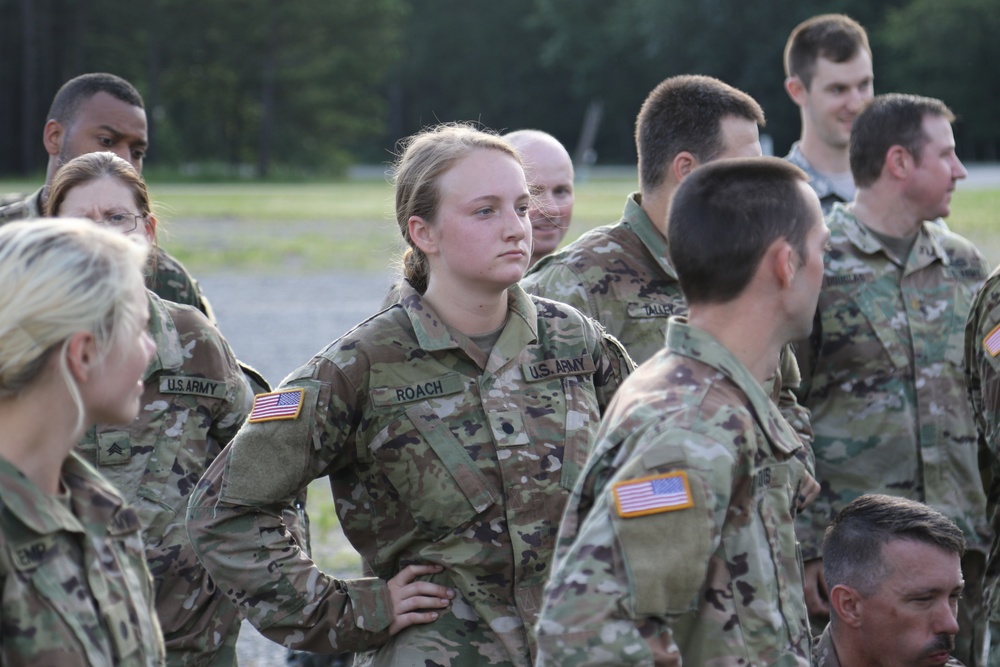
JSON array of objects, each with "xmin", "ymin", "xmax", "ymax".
[{"xmin": 197, "ymin": 269, "xmax": 392, "ymax": 666}]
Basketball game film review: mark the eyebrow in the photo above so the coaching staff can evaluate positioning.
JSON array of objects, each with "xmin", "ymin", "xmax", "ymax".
[{"xmin": 97, "ymin": 124, "xmax": 148, "ymax": 147}]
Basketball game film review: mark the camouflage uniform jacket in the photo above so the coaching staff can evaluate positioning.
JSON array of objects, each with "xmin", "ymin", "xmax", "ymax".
[
  {"xmin": 521, "ymin": 193, "xmax": 683, "ymax": 364},
  {"xmin": 0, "ymin": 451, "xmax": 166, "ymax": 666},
  {"xmin": 965, "ymin": 265, "xmax": 1000, "ymax": 610},
  {"xmin": 521, "ymin": 193, "xmax": 815, "ymax": 464},
  {"xmin": 795, "ymin": 204, "xmax": 990, "ymax": 559},
  {"xmin": 784, "ymin": 142, "xmax": 854, "ymax": 215},
  {"xmin": 77, "ymin": 292, "xmax": 252, "ymax": 667},
  {"xmin": 186, "ymin": 283, "xmax": 634, "ymax": 666},
  {"xmin": 535, "ymin": 318, "xmax": 810, "ymax": 666},
  {"xmin": 812, "ymin": 624, "xmax": 965, "ymax": 666},
  {"xmin": 0, "ymin": 187, "xmax": 213, "ymax": 319}
]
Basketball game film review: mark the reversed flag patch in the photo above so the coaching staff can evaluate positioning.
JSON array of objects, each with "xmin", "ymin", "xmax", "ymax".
[
  {"xmin": 984, "ymin": 323, "xmax": 1000, "ymax": 357},
  {"xmin": 249, "ymin": 389, "xmax": 304, "ymax": 423},
  {"xmin": 614, "ymin": 471, "xmax": 693, "ymax": 518}
]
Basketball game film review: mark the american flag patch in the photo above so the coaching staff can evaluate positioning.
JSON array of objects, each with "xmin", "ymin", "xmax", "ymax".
[
  {"xmin": 613, "ymin": 471, "xmax": 693, "ymax": 518},
  {"xmin": 984, "ymin": 323, "xmax": 1000, "ymax": 357},
  {"xmin": 248, "ymin": 389, "xmax": 304, "ymax": 423}
]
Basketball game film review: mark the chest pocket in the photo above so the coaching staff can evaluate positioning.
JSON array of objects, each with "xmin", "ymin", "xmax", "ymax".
[
  {"xmin": 520, "ymin": 355, "xmax": 598, "ymax": 492},
  {"xmin": 723, "ymin": 462, "xmax": 806, "ymax": 654},
  {"xmin": 851, "ymin": 286, "xmax": 911, "ymax": 371},
  {"xmin": 80, "ymin": 377, "xmax": 226, "ymax": 537},
  {"xmin": 369, "ymin": 403, "xmax": 500, "ymax": 541},
  {"xmin": 9, "ymin": 528, "xmax": 150, "ymax": 665}
]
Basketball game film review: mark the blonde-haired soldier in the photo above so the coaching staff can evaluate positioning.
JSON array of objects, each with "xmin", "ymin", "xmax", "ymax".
[
  {"xmin": 188, "ymin": 123, "xmax": 632, "ymax": 666},
  {"xmin": 0, "ymin": 218, "xmax": 163, "ymax": 666}
]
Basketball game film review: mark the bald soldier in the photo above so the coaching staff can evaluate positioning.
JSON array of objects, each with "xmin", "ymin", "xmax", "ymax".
[
  {"xmin": 504, "ymin": 130, "xmax": 575, "ymax": 268},
  {"xmin": 535, "ymin": 157, "xmax": 824, "ymax": 665}
]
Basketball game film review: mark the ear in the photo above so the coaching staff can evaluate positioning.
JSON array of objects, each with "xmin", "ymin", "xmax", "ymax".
[
  {"xmin": 884, "ymin": 145, "xmax": 912, "ymax": 181},
  {"xmin": 64, "ymin": 331, "xmax": 98, "ymax": 384},
  {"xmin": 407, "ymin": 215, "xmax": 437, "ymax": 256},
  {"xmin": 43, "ymin": 120, "xmax": 65, "ymax": 157},
  {"xmin": 144, "ymin": 214, "xmax": 157, "ymax": 244},
  {"xmin": 773, "ymin": 240, "xmax": 798, "ymax": 289},
  {"xmin": 829, "ymin": 584, "xmax": 864, "ymax": 628},
  {"xmin": 785, "ymin": 76, "xmax": 808, "ymax": 106},
  {"xmin": 671, "ymin": 151, "xmax": 699, "ymax": 183}
]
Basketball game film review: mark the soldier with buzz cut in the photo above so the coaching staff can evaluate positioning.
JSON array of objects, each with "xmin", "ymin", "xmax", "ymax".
[
  {"xmin": 521, "ymin": 73, "xmax": 818, "ymax": 501},
  {"xmin": 794, "ymin": 93, "xmax": 990, "ymax": 666},
  {"xmin": 535, "ymin": 157, "xmax": 825, "ymax": 666},
  {"xmin": 0, "ymin": 72, "xmax": 210, "ymax": 318}
]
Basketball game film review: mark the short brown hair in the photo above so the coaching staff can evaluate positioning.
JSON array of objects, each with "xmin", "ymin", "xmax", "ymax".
[
  {"xmin": 668, "ymin": 157, "xmax": 813, "ymax": 305},
  {"xmin": 823, "ymin": 494, "xmax": 965, "ymax": 597},
  {"xmin": 784, "ymin": 14, "xmax": 871, "ymax": 90},
  {"xmin": 849, "ymin": 93, "xmax": 956, "ymax": 188},
  {"xmin": 635, "ymin": 75, "xmax": 765, "ymax": 192}
]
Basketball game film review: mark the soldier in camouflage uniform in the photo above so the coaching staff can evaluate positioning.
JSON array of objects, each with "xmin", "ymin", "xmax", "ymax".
[
  {"xmin": 48, "ymin": 154, "xmax": 254, "ymax": 666},
  {"xmin": 814, "ymin": 495, "xmax": 966, "ymax": 667},
  {"xmin": 187, "ymin": 125, "xmax": 633, "ymax": 666},
  {"xmin": 795, "ymin": 94, "xmax": 989, "ymax": 666},
  {"xmin": 522, "ymin": 75, "xmax": 816, "ymax": 477},
  {"xmin": 0, "ymin": 219, "xmax": 164, "ymax": 665},
  {"xmin": 0, "ymin": 72, "xmax": 212, "ymax": 318},
  {"xmin": 535, "ymin": 158, "xmax": 823, "ymax": 666},
  {"xmin": 964, "ymin": 262, "xmax": 1000, "ymax": 664},
  {"xmin": 782, "ymin": 15, "xmax": 873, "ymax": 214}
]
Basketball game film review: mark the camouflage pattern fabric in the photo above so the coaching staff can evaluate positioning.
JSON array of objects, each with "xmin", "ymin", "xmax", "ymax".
[
  {"xmin": 0, "ymin": 451, "xmax": 166, "ymax": 666},
  {"xmin": 186, "ymin": 283, "xmax": 633, "ymax": 666},
  {"xmin": 535, "ymin": 318, "xmax": 810, "ymax": 666},
  {"xmin": 521, "ymin": 192, "xmax": 815, "ymax": 465},
  {"xmin": 796, "ymin": 204, "xmax": 990, "ymax": 666},
  {"xmin": 77, "ymin": 291, "xmax": 252, "ymax": 667},
  {"xmin": 795, "ymin": 203, "xmax": 989, "ymax": 557},
  {"xmin": 784, "ymin": 142, "xmax": 853, "ymax": 215},
  {"xmin": 964, "ymin": 264, "xmax": 1000, "ymax": 665},
  {"xmin": 0, "ymin": 188, "xmax": 214, "ymax": 320},
  {"xmin": 813, "ymin": 624, "xmax": 965, "ymax": 667}
]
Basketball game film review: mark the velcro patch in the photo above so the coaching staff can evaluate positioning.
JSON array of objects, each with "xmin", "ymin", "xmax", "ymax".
[
  {"xmin": 614, "ymin": 471, "xmax": 693, "ymax": 518},
  {"xmin": 626, "ymin": 302, "xmax": 677, "ymax": 318},
  {"xmin": 97, "ymin": 431, "xmax": 131, "ymax": 466},
  {"xmin": 370, "ymin": 373, "xmax": 465, "ymax": 407},
  {"xmin": 159, "ymin": 375, "xmax": 228, "ymax": 399},
  {"xmin": 11, "ymin": 537, "xmax": 54, "ymax": 571},
  {"xmin": 522, "ymin": 355, "xmax": 596, "ymax": 382},
  {"xmin": 249, "ymin": 389, "xmax": 304, "ymax": 423},
  {"xmin": 984, "ymin": 323, "xmax": 1000, "ymax": 357}
]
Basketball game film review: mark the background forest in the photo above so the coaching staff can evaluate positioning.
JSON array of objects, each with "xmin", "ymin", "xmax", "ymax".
[{"xmin": 2, "ymin": 0, "xmax": 998, "ymax": 178}]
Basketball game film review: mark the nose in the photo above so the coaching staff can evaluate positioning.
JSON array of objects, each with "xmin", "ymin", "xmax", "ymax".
[
  {"xmin": 952, "ymin": 155, "xmax": 968, "ymax": 181},
  {"xmin": 503, "ymin": 206, "xmax": 528, "ymax": 241},
  {"xmin": 936, "ymin": 601, "xmax": 960, "ymax": 636}
]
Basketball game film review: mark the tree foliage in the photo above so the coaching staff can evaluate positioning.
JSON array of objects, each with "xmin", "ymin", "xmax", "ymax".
[{"xmin": 1, "ymin": 0, "xmax": 996, "ymax": 176}]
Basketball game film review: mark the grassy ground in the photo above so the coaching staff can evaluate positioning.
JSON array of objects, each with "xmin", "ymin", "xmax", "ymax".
[{"xmin": 5, "ymin": 173, "xmax": 995, "ymax": 269}]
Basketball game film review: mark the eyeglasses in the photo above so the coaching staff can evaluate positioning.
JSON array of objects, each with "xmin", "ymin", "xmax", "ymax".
[{"xmin": 101, "ymin": 213, "xmax": 146, "ymax": 233}]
